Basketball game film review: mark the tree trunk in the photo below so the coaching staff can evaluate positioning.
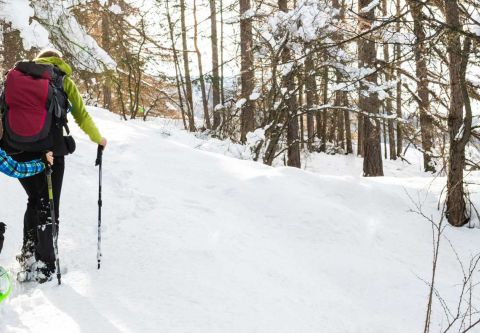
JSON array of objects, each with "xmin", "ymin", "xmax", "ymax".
[
  {"xmin": 240, "ymin": 0, "xmax": 255, "ymax": 142},
  {"xmin": 305, "ymin": 48, "xmax": 316, "ymax": 152},
  {"xmin": 359, "ymin": 0, "xmax": 383, "ymax": 176},
  {"xmin": 298, "ymin": 72, "xmax": 305, "ymax": 149},
  {"xmin": 344, "ymin": 108, "xmax": 353, "ymax": 154},
  {"xmin": 220, "ymin": 0, "xmax": 225, "ymax": 105},
  {"xmin": 180, "ymin": 0, "xmax": 196, "ymax": 131},
  {"xmin": 314, "ymin": 75, "xmax": 322, "ymax": 147},
  {"xmin": 358, "ymin": 115, "xmax": 364, "ymax": 157},
  {"xmin": 210, "ymin": 0, "xmax": 222, "ymax": 129},
  {"xmin": 165, "ymin": 0, "xmax": 188, "ymax": 130},
  {"xmin": 335, "ymin": 71, "xmax": 345, "ymax": 151},
  {"xmin": 320, "ymin": 67, "xmax": 328, "ymax": 152},
  {"xmin": 408, "ymin": 0, "xmax": 435, "ymax": 172},
  {"xmin": 328, "ymin": 111, "xmax": 337, "ymax": 145},
  {"xmin": 445, "ymin": 0, "xmax": 470, "ymax": 227},
  {"xmin": 101, "ymin": 0, "xmax": 112, "ymax": 110},
  {"xmin": 279, "ymin": 0, "xmax": 300, "ymax": 168},
  {"xmin": 382, "ymin": 0, "xmax": 396, "ymax": 160},
  {"xmin": 395, "ymin": 0, "xmax": 403, "ymax": 157},
  {"xmin": 383, "ymin": 117, "xmax": 387, "ymax": 159},
  {"xmin": 193, "ymin": 0, "xmax": 211, "ymax": 129}
]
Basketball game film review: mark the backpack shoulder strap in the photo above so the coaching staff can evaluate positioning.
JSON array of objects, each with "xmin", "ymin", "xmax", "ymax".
[
  {"xmin": 51, "ymin": 66, "xmax": 67, "ymax": 91},
  {"xmin": 49, "ymin": 66, "xmax": 71, "ymax": 135}
]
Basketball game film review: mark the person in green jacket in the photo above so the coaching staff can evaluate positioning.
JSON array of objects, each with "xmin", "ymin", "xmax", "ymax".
[{"xmin": 12, "ymin": 49, "xmax": 107, "ymax": 283}]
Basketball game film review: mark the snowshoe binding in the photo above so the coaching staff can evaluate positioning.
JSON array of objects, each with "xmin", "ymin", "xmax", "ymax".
[{"xmin": 17, "ymin": 260, "xmax": 55, "ymax": 284}]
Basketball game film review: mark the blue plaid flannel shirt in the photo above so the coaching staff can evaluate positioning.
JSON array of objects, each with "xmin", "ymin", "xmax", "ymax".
[{"xmin": 0, "ymin": 149, "xmax": 45, "ymax": 179}]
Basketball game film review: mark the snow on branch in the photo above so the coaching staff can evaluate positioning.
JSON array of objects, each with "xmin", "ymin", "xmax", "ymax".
[
  {"xmin": 0, "ymin": 0, "xmax": 116, "ymax": 73},
  {"xmin": 0, "ymin": 0, "xmax": 50, "ymax": 50},
  {"xmin": 359, "ymin": 0, "xmax": 380, "ymax": 14},
  {"xmin": 268, "ymin": 0, "xmax": 338, "ymax": 43}
]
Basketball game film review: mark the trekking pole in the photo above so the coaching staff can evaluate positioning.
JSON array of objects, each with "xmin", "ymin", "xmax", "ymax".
[
  {"xmin": 95, "ymin": 145, "xmax": 104, "ymax": 270},
  {"xmin": 46, "ymin": 166, "xmax": 61, "ymax": 285}
]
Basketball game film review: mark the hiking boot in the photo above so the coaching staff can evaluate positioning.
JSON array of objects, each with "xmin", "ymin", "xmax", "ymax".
[{"xmin": 35, "ymin": 261, "xmax": 55, "ymax": 284}]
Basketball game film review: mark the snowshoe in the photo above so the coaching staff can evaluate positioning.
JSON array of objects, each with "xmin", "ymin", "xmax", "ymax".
[
  {"xmin": 16, "ymin": 239, "xmax": 36, "ymax": 267},
  {"xmin": 16, "ymin": 269, "xmax": 36, "ymax": 283},
  {"xmin": 35, "ymin": 261, "xmax": 55, "ymax": 284},
  {"xmin": 17, "ymin": 261, "xmax": 55, "ymax": 284},
  {"xmin": 0, "ymin": 266, "xmax": 12, "ymax": 303},
  {"xmin": 16, "ymin": 251, "xmax": 36, "ymax": 271},
  {"xmin": 16, "ymin": 246, "xmax": 37, "ymax": 283}
]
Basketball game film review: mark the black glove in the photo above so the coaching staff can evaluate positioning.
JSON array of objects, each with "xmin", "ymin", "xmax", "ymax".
[{"xmin": 41, "ymin": 153, "xmax": 53, "ymax": 167}]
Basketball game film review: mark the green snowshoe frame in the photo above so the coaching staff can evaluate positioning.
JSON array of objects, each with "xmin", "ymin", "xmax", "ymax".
[{"xmin": 0, "ymin": 267, "xmax": 12, "ymax": 302}]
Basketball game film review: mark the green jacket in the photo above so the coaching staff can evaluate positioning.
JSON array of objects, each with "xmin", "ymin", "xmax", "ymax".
[{"xmin": 33, "ymin": 57, "xmax": 102, "ymax": 144}]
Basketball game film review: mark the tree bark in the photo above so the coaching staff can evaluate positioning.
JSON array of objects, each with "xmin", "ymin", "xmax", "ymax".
[
  {"xmin": 180, "ymin": 0, "xmax": 196, "ymax": 131},
  {"xmin": 315, "ymin": 76, "xmax": 322, "ymax": 148},
  {"xmin": 305, "ymin": 48, "xmax": 316, "ymax": 152},
  {"xmin": 344, "ymin": 107, "xmax": 353, "ymax": 154},
  {"xmin": 358, "ymin": 115, "xmax": 364, "ymax": 157},
  {"xmin": 335, "ymin": 71, "xmax": 346, "ymax": 151},
  {"xmin": 279, "ymin": 0, "xmax": 300, "ymax": 168},
  {"xmin": 359, "ymin": 0, "xmax": 383, "ymax": 176},
  {"xmin": 210, "ymin": 0, "xmax": 222, "ymax": 129},
  {"xmin": 320, "ymin": 67, "xmax": 328, "ymax": 152},
  {"xmin": 408, "ymin": 0, "xmax": 435, "ymax": 171},
  {"xmin": 298, "ymin": 72, "xmax": 305, "ymax": 149},
  {"xmin": 165, "ymin": 0, "xmax": 188, "ymax": 130},
  {"xmin": 395, "ymin": 0, "xmax": 403, "ymax": 157},
  {"xmin": 193, "ymin": 0, "xmax": 211, "ymax": 129},
  {"xmin": 445, "ymin": 0, "xmax": 470, "ymax": 227},
  {"xmin": 382, "ymin": 0, "xmax": 396, "ymax": 160},
  {"xmin": 240, "ymin": 0, "xmax": 255, "ymax": 142},
  {"xmin": 220, "ymin": 0, "xmax": 226, "ymax": 105},
  {"xmin": 101, "ymin": 0, "xmax": 112, "ymax": 110}
]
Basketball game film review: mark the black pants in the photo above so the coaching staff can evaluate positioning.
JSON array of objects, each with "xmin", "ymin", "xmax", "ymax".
[{"xmin": 17, "ymin": 154, "xmax": 65, "ymax": 265}]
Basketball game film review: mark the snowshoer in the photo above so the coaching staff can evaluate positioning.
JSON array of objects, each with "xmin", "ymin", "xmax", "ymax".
[
  {"xmin": 0, "ymin": 49, "xmax": 107, "ymax": 283},
  {"xmin": 0, "ymin": 121, "xmax": 52, "ymax": 300}
]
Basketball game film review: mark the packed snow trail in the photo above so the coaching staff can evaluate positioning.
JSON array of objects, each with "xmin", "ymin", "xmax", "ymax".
[{"xmin": 0, "ymin": 108, "xmax": 479, "ymax": 332}]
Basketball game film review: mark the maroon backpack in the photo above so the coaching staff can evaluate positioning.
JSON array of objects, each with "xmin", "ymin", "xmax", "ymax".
[{"xmin": 0, "ymin": 61, "xmax": 69, "ymax": 153}]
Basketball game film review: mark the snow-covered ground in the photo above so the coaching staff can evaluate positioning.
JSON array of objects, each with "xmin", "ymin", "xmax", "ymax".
[{"xmin": 1, "ymin": 108, "xmax": 480, "ymax": 332}]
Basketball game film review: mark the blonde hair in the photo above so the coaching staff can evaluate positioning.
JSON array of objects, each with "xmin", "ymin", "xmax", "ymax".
[{"xmin": 36, "ymin": 48, "xmax": 63, "ymax": 59}]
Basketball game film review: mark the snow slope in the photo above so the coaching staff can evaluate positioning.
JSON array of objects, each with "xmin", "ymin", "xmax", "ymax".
[{"xmin": 1, "ymin": 108, "xmax": 480, "ymax": 332}]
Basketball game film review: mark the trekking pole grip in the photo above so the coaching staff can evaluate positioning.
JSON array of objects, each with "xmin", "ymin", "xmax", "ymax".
[{"xmin": 95, "ymin": 145, "xmax": 103, "ymax": 166}]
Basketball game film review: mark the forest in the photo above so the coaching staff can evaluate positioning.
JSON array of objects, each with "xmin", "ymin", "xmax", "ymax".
[
  {"xmin": 1, "ymin": 1, "xmax": 480, "ymax": 331},
  {"xmin": 2, "ymin": 0, "xmax": 480, "ymax": 228},
  {"xmin": 0, "ymin": 0, "xmax": 480, "ymax": 226}
]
